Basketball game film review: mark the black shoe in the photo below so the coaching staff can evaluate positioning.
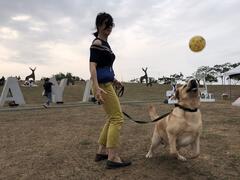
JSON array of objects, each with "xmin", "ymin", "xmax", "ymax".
[
  {"xmin": 42, "ymin": 104, "xmax": 48, "ymax": 108},
  {"xmin": 106, "ymin": 160, "xmax": 132, "ymax": 169},
  {"xmin": 95, "ymin": 154, "xmax": 108, "ymax": 162}
]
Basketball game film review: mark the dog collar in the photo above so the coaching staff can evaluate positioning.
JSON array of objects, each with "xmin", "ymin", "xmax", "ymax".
[{"xmin": 175, "ymin": 104, "xmax": 198, "ymax": 112}]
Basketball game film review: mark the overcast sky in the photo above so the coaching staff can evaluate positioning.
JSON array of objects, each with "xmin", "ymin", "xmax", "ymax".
[{"xmin": 0, "ymin": 0, "xmax": 239, "ymax": 81}]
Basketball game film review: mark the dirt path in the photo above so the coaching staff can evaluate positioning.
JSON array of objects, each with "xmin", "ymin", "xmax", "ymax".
[{"xmin": 0, "ymin": 102, "xmax": 239, "ymax": 179}]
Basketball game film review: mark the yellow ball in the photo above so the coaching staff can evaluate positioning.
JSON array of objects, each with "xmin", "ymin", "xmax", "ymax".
[{"xmin": 189, "ymin": 35, "xmax": 206, "ymax": 52}]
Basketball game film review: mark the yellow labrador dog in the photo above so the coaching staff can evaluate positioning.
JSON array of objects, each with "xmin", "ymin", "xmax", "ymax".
[{"xmin": 146, "ymin": 79, "xmax": 202, "ymax": 161}]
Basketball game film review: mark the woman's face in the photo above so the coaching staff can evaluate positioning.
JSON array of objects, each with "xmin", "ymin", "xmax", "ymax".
[{"xmin": 98, "ymin": 19, "xmax": 113, "ymax": 36}]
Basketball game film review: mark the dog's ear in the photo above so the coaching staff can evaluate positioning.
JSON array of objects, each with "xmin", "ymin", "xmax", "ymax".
[{"xmin": 175, "ymin": 89, "xmax": 180, "ymax": 100}]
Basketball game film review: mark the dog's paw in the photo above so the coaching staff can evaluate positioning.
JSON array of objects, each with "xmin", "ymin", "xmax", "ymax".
[
  {"xmin": 145, "ymin": 151, "xmax": 153, "ymax": 158},
  {"xmin": 177, "ymin": 155, "xmax": 187, "ymax": 161}
]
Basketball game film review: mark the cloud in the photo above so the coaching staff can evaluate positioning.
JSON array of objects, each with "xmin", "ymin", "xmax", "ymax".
[
  {"xmin": 0, "ymin": 27, "xmax": 19, "ymax": 39},
  {"xmin": 0, "ymin": 44, "xmax": 19, "ymax": 61},
  {"xmin": 11, "ymin": 15, "xmax": 31, "ymax": 21}
]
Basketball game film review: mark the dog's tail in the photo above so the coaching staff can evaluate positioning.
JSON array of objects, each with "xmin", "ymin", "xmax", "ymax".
[{"xmin": 148, "ymin": 104, "xmax": 159, "ymax": 120}]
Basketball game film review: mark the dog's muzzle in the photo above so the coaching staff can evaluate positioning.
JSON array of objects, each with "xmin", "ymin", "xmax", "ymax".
[{"xmin": 187, "ymin": 79, "xmax": 198, "ymax": 92}]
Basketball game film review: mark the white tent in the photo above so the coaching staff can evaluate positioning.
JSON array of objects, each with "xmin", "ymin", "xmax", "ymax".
[
  {"xmin": 223, "ymin": 65, "xmax": 240, "ymax": 106},
  {"xmin": 232, "ymin": 97, "xmax": 240, "ymax": 107},
  {"xmin": 223, "ymin": 65, "xmax": 240, "ymax": 77}
]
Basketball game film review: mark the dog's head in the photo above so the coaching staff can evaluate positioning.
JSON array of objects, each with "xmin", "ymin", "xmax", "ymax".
[{"xmin": 175, "ymin": 79, "xmax": 200, "ymax": 107}]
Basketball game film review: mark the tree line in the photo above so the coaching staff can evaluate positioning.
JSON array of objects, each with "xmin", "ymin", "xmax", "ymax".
[{"xmin": 130, "ymin": 62, "xmax": 240, "ymax": 84}]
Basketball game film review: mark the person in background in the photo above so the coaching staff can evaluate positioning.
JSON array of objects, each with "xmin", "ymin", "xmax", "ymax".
[
  {"xmin": 43, "ymin": 78, "xmax": 53, "ymax": 108},
  {"xmin": 89, "ymin": 12, "xmax": 131, "ymax": 169}
]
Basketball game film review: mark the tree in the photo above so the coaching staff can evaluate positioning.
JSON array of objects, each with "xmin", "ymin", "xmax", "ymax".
[
  {"xmin": 158, "ymin": 76, "xmax": 174, "ymax": 84},
  {"xmin": 130, "ymin": 78, "xmax": 139, "ymax": 83},
  {"xmin": 170, "ymin": 72, "xmax": 184, "ymax": 83},
  {"xmin": 194, "ymin": 66, "xmax": 218, "ymax": 84},
  {"xmin": 66, "ymin": 72, "xmax": 74, "ymax": 85},
  {"xmin": 55, "ymin": 72, "xmax": 66, "ymax": 81},
  {"xmin": 54, "ymin": 72, "xmax": 81, "ymax": 85},
  {"xmin": 230, "ymin": 62, "xmax": 240, "ymax": 68}
]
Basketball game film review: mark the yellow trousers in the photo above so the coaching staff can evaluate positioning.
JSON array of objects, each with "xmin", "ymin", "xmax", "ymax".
[{"xmin": 97, "ymin": 83, "xmax": 124, "ymax": 148}]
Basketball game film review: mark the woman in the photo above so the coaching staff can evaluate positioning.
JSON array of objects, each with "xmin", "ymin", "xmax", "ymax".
[{"xmin": 89, "ymin": 12, "xmax": 131, "ymax": 169}]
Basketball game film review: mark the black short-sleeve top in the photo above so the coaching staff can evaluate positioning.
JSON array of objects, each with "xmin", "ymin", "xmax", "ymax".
[
  {"xmin": 43, "ymin": 82, "xmax": 53, "ymax": 93},
  {"xmin": 89, "ymin": 38, "xmax": 115, "ymax": 68}
]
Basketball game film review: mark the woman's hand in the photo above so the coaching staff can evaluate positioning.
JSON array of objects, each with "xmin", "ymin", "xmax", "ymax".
[{"xmin": 94, "ymin": 86, "xmax": 107, "ymax": 104}]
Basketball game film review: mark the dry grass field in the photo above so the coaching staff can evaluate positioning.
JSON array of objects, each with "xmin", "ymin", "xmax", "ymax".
[{"xmin": 0, "ymin": 82, "xmax": 239, "ymax": 179}]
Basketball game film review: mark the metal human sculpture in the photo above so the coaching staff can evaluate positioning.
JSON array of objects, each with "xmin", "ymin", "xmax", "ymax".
[
  {"xmin": 25, "ymin": 67, "xmax": 36, "ymax": 82},
  {"xmin": 140, "ymin": 67, "xmax": 148, "ymax": 84},
  {"xmin": 147, "ymin": 77, "xmax": 154, "ymax": 87}
]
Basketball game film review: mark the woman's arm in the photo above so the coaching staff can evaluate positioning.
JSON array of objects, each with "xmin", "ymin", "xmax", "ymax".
[{"xmin": 89, "ymin": 62, "xmax": 99, "ymax": 90}]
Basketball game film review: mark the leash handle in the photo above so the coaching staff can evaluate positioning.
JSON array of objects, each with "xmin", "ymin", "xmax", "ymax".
[
  {"xmin": 117, "ymin": 86, "xmax": 124, "ymax": 97},
  {"xmin": 113, "ymin": 83, "xmax": 125, "ymax": 97}
]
